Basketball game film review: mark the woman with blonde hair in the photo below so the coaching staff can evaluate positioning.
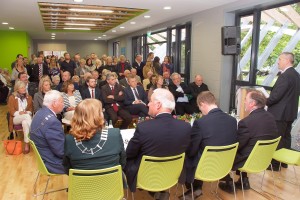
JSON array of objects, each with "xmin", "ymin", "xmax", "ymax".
[
  {"xmin": 33, "ymin": 76, "xmax": 52, "ymax": 113},
  {"xmin": 63, "ymin": 99, "xmax": 126, "ymax": 172},
  {"xmin": 147, "ymin": 75, "xmax": 168, "ymax": 101},
  {"xmin": 7, "ymin": 81, "xmax": 33, "ymax": 153}
]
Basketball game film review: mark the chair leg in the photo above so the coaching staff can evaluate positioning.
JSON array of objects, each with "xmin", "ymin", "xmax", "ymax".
[
  {"xmin": 42, "ymin": 176, "xmax": 51, "ymax": 200},
  {"xmin": 174, "ymin": 183, "xmax": 179, "ymax": 200},
  {"xmin": 33, "ymin": 172, "xmax": 40, "ymax": 196},
  {"xmin": 240, "ymin": 172, "xmax": 245, "ymax": 200},
  {"xmin": 190, "ymin": 183, "xmax": 194, "ymax": 200},
  {"xmin": 269, "ymin": 164, "xmax": 278, "ymax": 199},
  {"xmin": 182, "ymin": 184, "xmax": 186, "ymax": 200},
  {"xmin": 260, "ymin": 170, "xmax": 266, "ymax": 190},
  {"xmin": 230, "ymin": 171, "xmax": 237, "ymax": 200},
  {"xmin": 131, "ymin": 192, "xmax": 134, "ymax": 200}
]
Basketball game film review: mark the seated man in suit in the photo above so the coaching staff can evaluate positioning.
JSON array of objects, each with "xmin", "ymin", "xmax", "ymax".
[
  {"xmin": 163, "ymin": 71, "xmax": 171, "ymax": 86},
  {"xmin": 119, "ymin": 69, "xmax": 131, "ymax": 88},
  {"xmin": 124, "ymin": 74, "xmax": 148, "ymax": 117},
  {"xmin": 30, "ymin": 90, "xmax": 65, "ymax": 174},
  {"xmin": 130, "ymin": 68, "xmax": 142, "ymax": 84},
  {"xmin": 125, "ymin": 88, "xmax": 191, "ymax": 199},
  {"xmin": 181, "ymin": 91, "xmax": 237, "ymax": 199},
  {"xmin": 29, "ymin": 56, "xmax": 49, "ymax": 83},
  {"xmin": 169, "ymin": 73, "xmax": 194, "ymax": 115},
  {"xmin": 91, "ymin": 70, "xmax": 101, "ymax": 88},
  {"xmin": 80, "ymin": 77, "xmax": 102, "ymax": 101},
  {"xmin": 219, "ymin": 90, "xmax": 278, "ymax": 193},
  {"xmin": 101, "ymin": 73, "xmax": 132, "ymax": 129},
  {"xmin": 189, "ymin": 74, "xmax": 209, "ymax": 113}
]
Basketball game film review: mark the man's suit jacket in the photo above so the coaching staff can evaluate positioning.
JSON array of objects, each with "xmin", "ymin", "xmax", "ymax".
[
  {"xmin": 30, "ymin": 63, "xmax": 49, "ymax": 83},
  {"xmin": 101, "ymin": 83, "xmax": 126, "ymax": 110},
  {"xmin": 123, "ymin": 85, "xmax": 148, "ymax": 106},
  {"xmin": 119, "ymin": 78, "xmax": 129, "ymax": 88},
  {"xmin": 234, "ymin": 108, "xmax": 278, "ymax": 169},
  {"xmin": 189, "ymin": 82, "xmax": 209, "ymax": 100},
  {"xmin": 30, "ymin": 106, "xmax": 65, "ymax": 174},
  {"xmin": 168, "ymin": 82, "xmax": 192, "ymax": 101},
  {"xmin": 185, "ymin": 108, "xmax": 237, "ymax": 183},
  {"xmin": 125, "ymin": 113, "xmax": 191, "ymax": 191},
  {"xmin": 80, "ymin": 86, "xmax": 103, "ymax": 102},
  {"xmin": 132, "ymin": 61, "xmax": 145, "ymax": 80},
  {"xmin": 267, "ymin": 67, "xmax": 300, "ymax": 121}
]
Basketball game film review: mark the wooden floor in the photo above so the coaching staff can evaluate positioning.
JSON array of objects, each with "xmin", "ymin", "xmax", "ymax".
[{"xmin": 0, "ymin": 104, "xmax": 299, "ymax": 200}]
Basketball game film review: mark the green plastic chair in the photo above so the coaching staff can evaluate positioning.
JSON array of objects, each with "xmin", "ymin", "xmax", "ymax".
[
  {"xmin": 29, "ymin": 140, "xmax": 67, "ymax": 200},
  {"xmin": 134, "ymin": 153, "xmax": 185, "ymax": 200},
  {"xmin": 68, "ymin": 165, "xmax": 124, "ymax": 200},
  {"xmin": 238, "ymin": 136, "xmax": 281, "ymax": 199},
  {"xmin": 193, "ymin": 142, "xmax": 239, "ymax": 200},
  {"xmin": 273, "ymin": 148, "xmax": 300, "ymax": 189}
]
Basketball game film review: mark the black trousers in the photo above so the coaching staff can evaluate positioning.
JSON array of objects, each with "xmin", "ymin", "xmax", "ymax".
[
  {"xmin": 127, "ymin": 104, "xmax": 149, "ymax": 117},
  {"xmin": 106, "ymin": 107, "xmax": 132, "ymax": 129}
]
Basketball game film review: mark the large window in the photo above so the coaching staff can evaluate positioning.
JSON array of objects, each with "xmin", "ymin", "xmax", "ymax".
[
  {"xmin": 132, "ymin": 23, "xmax": 191, "ymax": 83},
  {"xmin": 232, "ymin": 3, "xmax": 300, "ymax": 105}
]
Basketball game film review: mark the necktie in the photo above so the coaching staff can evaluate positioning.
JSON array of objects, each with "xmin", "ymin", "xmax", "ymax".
[
  {"xmin": 111, "ymin": 86, "xmax": 119, "ymax": 112},
  {"xmin": 38, "ymin": 64, "xmax": 42, "ymax": 78},
  {"xmin": 91, "ymin": 89, "xmax": 94, "ymax": 98},
  {"xmin": 133, "ymin": 88, "xmax": 140, "ymax": 100}
]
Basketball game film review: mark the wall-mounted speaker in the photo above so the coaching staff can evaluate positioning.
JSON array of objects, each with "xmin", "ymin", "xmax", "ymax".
[{"xmin": 222, "ymin": 26, "xmax": 241, "ymax": 55}]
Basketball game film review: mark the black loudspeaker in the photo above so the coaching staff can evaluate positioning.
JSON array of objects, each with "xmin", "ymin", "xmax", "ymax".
[{"xmin": 222, "ymin": 26, "xmax": 241, "ymax": 55}]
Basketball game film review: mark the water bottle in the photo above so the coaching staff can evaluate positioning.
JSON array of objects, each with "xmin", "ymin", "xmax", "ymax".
[
  {"xmin": 105, "ymin": 120, "xmax": 109, "ymax": 128},
  {"xmin": 108, "ymin": 120, "xmax": 113, "ymax": 128}
]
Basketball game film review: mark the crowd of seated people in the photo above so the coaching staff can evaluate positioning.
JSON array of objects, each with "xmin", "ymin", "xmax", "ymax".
[{"xmin": 1, "ymin": 50, "xmax": 297, "ymax": 200}]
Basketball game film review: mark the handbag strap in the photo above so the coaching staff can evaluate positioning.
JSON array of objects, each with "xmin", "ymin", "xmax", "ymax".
[{"xmin": 5, "ymin": 141, "xmax": 18, "ymax": 155}]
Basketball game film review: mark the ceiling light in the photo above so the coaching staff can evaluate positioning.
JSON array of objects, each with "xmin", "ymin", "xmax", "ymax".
[
  {"xmin": 65, "ymin": 23, "xmax": 96, "ymax": 26},
  {"xmin": 94, "ymin": 39, "xmax": 98, "ymax": 40},
  {"xmin": 112, "ymin": 30, "xmax": 116, "ymax": 32},
  {"xmin": 69, "ymin": 8, "xmax": 113, "ymax": 13},
  {"xmin": 120, "ymin": 26, "xmax": 125, "ymax": 29},
  {"xmin": 102, "ymin": 35, "xmax": 106, "ymax": 36},
  {"xmin": 51, "ymin": 33, "xmax": 56, "ymax": 35},
  {"xmin": 130, "ymin": 22, "xmax": 136, "ymax": 25},
  {"xmin": 51, "ymin": 38, "xmax": 55, "ymax": 40},
  {"xmin": 63, "ymin": 27, "xmax": 91, "ymax": 30},
  {"xmin": 73, "ymin": 0, "xmax": 83, "ymax": 2},
  {"xmin": 144, "ymin": 15, "xmax": 151, "ymax": 18},
  {"xmin": 67, "ymin": 17, "xmax": 104, "ymax": 21},
  {"xmin": 2, "ymin": 22, "xmax": 8, "ymax": 25},
  {"xmin": 51, "ymin": 35, "xmax": 55, "ymax": 37},
  {"xmin": 98, "ymin": 37, "xmax": 102, "ymax": 38},
  {"xmin": 9, "ymin": 27, "xmax": 14, "ymax": 29},
  {"xmin": 163, "ymin": 6, "xmax": 172, "ymax": 10}
]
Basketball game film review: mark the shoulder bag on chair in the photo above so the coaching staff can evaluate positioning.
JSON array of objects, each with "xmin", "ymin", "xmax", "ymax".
[{"xmin": 3, "ymin": 140, "xmax": 22, "ymax": 155}]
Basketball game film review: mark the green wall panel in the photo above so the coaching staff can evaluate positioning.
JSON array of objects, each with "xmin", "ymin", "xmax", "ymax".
[{"xmin": 0, "ymin": 31, "xmax": 30, "ymax": 71}]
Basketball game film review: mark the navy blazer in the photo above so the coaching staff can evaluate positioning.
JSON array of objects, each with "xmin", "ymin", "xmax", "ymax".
[
  {"xmin": 267, "ymin": 67, "xmax": 300, "ymax": 121},
  {"xmin": 125, "ymin": 113, "xmax": 191, "ymax": 191},
  {"xmin": 185, "ymin": 108, "xmax": 237, "ymax": 183},
  {"xmin": 30, "ymin": 106, "xmax": 65, "ymax": 174},
  {"xmin": 80, "ymin": 86, "xmax": 103, "ymax": 102},
  {"xmin": 123, "ymin": 85, "xmax": 148, "ymax": 106}
]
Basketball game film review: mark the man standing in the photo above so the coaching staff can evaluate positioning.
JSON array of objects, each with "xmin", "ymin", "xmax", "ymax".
[
  {"xmin": 189, "ymin": 74, "xmax": 209, "ymax": 113},
  {"xmin": 219, "ymin": 90, "xmax": 278, "ymax": 193},
  {"xmin": 30, "ymin": 56, "xmax": 49, "ymax": 83},
  {"xmin": 101, "ymin": 73, "xmax": 132, "ymax": 129},
  {"xmin": 73, "ymin": 53, "xmax": 81, "ymax": 68},
  {"xmin": 124, "ymin": 75, "xmax": 148, "ymax": 117},
  {"xmin": 60, "ymin": 52, "xmax": 77, "ymax": 77},
  {"xmin": 125, "ymin": 88, "xmax": 191, "ymax": 199},
  {"xmin": 267, "ymin": 52, "xmax": 300, "ymax": 168},
  {"xmin": 183, "ymin": 91, "xmax": 237, "ymax": 199},
  {"xmin": 132, "ymin": 55, "xmax": 145, "ymax": 81},
  {"xmin": 30, "ymin": 90, "xmax": 65, "ymax": 174}
]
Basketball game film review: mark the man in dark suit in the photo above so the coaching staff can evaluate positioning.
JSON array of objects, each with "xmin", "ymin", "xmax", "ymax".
[
  {"xmin": 116, "ymin": 55, "xmax": 131, "ymax": 79},
  {"xmin": 125, "ymin": 88, "xmax": 191, "ymax": 199},
  {"xmin": 56, "ymin": 71, "xmax": 79, "ymax": 92},
  {"xmin": 267, "ymin": 52, "xmax": 300, "ymax": 162},
  {"xmin": 162, "ymin": 71, "xmax": 171, "ymax": 86},
  {"xmin": 101, "ymin": 73, "xmax": 132, "ymax": 129},
  {"xmin": 169, "ymin": 73, "xmax": 194, "ymax": 115},
  {"xmin": 80, "ymin": 77, "xmax": 102, "ymax": 102},
  {"xmin": 182, "ymin": 91, "xmax": 237, "ymax": 199},
  {"xmin": 124, "ymin": 74, "xmax": 148, "ymax": 117},
  {"xmin": 119, "ymin": 69, "xmax": 131, "ymax": 88},
  {"xmin": 189, "ymin": 74, "xmax": 209, "ymax": 113},
  {"xmin": 219, "ymin": 90, "xmax": 278, "ymax": 193},
  {"xmin": 30, "ymin": 56, "xmax": 49, "ymax": 83},
  {"xmin": 30, "ymin": 90, "xmax": 65, "ymax": 174},
  {"xmin": 132, "ymin": 54, "xmax": 145, "ymax": 81}
]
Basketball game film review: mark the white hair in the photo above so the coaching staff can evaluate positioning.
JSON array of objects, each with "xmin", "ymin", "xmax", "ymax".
[
  {"xmin": 43, "ymin": 90, "xmax": 62, "ymax": 107},
  {"xmin": 152, "ymin": 88, "xmax": 175, "ymax": 111}
]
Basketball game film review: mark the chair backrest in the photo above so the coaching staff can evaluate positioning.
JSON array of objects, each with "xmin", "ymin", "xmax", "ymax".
[
  {"xmin": 68, "ymin": 165, "xmax": 124, "ymax": 200},
  {"xmin": 239, "ymin": 136, "xmax": 281, "ymax": 173},
  {"xmin": 29, "ymin": 139, "xmax": 52, "ymax": 176},
  {"xmin": 136, "ymin": 153, "xmax": 185, "ymax": 192},
  {"xmin": 194, "ymin": 142, "xmax": 239, "ymax": 182}
]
